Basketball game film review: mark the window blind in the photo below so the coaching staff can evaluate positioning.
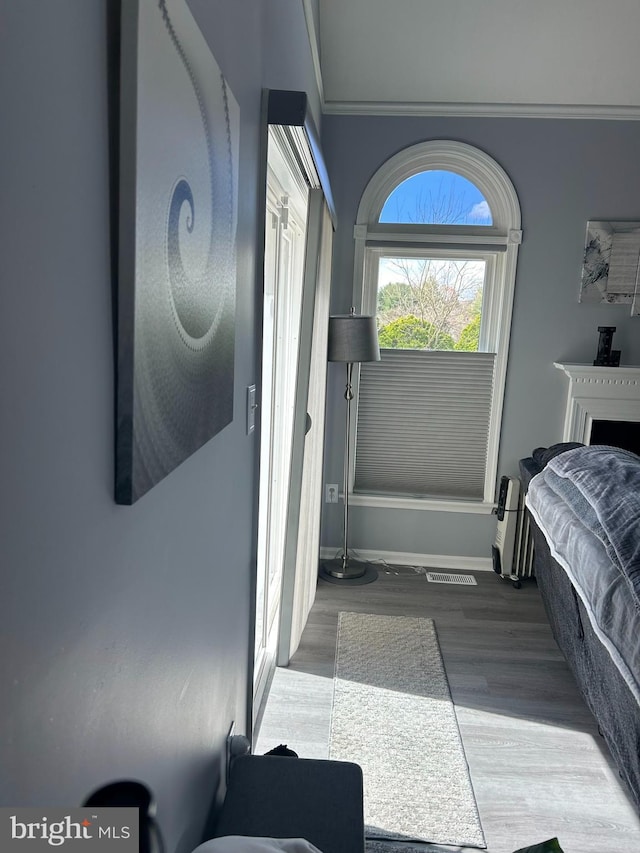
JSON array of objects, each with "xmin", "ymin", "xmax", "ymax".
[{"xmin": 354, "ymin": 349, "xmax": 496, "ymax": 500}]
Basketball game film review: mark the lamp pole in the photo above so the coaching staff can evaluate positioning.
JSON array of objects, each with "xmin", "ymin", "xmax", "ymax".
[
  {"xmin": 334, "ymin": 361, "xmax": 359, "ymax": 577},
  {"xmin": 321, "ymin": 309, "xmax": 380, "ymax": 584}
]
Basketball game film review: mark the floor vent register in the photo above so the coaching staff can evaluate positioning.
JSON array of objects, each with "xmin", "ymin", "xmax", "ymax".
[{"xmin": 426, "ymin": 572, "xmax": 477, "ymax": 586}]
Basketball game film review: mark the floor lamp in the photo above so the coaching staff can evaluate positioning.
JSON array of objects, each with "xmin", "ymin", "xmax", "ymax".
[{"xmin": 321, "ymin": 309, "xmax": 380, "ymax": 584}]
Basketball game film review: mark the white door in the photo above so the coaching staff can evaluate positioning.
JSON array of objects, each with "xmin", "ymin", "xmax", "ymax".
[
  {"xmin": 278, "ymin": 191, "xmax": 333, "ymax": 664},
  {"xmin": 254, "ymin": 127, "xmax": 309, "ymax": 718}
]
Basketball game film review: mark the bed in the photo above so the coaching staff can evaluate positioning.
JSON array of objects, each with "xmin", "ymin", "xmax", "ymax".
[{"xmin": 519, "ymin": 443, "xmax": 640, "ymax": 813}]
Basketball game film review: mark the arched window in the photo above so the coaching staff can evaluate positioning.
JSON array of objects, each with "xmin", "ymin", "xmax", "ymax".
[{"xmin": 351, "ymin": 141, "xmax": 522, "ymax": 509}]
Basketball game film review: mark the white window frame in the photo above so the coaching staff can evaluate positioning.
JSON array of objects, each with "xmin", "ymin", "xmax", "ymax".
[{"xmin": 349, "ymin": 140, "xmax": 522, "ymax": 513}]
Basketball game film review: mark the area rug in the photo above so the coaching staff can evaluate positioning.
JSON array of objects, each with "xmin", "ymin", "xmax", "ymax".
[{"xmin": 329, "ymin": 612, "xmax": 486, "ymax": 850}]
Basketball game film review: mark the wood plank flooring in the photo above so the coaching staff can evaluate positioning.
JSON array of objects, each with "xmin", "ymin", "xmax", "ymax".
[{"xmin": 254, "ymin": 566, "xmax": 640, "ymax": 853}]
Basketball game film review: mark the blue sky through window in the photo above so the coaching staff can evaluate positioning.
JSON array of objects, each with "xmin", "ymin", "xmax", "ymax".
[{"xmin": 379, "ymin": 170, "xmax": 492, "ymax": 226}]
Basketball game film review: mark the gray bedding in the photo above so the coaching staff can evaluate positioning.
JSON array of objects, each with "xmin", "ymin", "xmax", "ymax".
[{"xmin": 526, "ymin": 445, "xmax": 640, "ymax": 705}]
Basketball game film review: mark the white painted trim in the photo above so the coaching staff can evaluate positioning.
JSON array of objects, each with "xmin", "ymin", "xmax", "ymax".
[
  {"xmin": 366, "ymin": 244, "xmax": 499, "ymax": 265},
  {"xmin": 554, "ymin": 362, "xmax": 640, "ymax": 442},
  {"xmin": 301, "ymin": 0, "xmax": 324, "ymax": 107},
  {"xmin": 349, "ymin": 493, "xmax": 496, "ymax": 514},
  {"xmin": 356, "ymin": 140, "xmax": 521, "ymax": 232},
  {"xmin": 554, "ymin": 362, "xmax": 640, "ymax": 384},
  {"xmin": 364, "ymin": 230, "xmax": 510, "ymax": 247},
  {"xmin": 322, "ymin": 100, "xmax": 640, "ymax": 121},
  {"xmin": 320, "ymin": 546, "xmax": 494, "ymax": 573},
  {"xmin": 482, "ymin": 242, "xmax": 519, "ymax": 502}
]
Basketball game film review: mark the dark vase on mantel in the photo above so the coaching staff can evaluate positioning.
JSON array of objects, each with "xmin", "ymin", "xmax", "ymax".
[{"xmin": 593, "ymin": 325, "xmax": 621, "ymax": 367}]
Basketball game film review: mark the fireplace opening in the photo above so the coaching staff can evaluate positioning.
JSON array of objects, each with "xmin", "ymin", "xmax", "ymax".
[{"xmin": 590, "ymin": 419, "xmax": 640, "ymax": 456}]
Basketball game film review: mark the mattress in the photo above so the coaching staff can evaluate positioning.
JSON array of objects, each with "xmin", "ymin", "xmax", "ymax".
[{"xmin": 526, "ymin": 445, "xmax": 640, "ymax": 706}]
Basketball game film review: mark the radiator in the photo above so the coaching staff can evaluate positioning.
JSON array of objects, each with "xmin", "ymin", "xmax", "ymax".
[{"xmin": 492, "ymin": 476, "xmax": 535, "ymax": 587}]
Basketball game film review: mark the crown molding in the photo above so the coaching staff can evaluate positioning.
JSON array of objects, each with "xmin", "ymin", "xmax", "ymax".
[
  {"xmin": 322, "ymin": 100, "xmax": 640, "ymax": 121},
  {"xmin": 301, "ymin": 0, "xmax": 325, "ymax": 107}
]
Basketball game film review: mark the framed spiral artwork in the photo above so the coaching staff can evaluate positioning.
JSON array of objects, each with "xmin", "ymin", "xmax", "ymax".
[{"xmin": 115, "ymin": 0, "xmax": 239, "ymax": 504}]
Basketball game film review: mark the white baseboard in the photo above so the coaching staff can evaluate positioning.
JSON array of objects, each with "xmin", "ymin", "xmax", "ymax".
[{"xmin": 320, "ymin": 547, "xmax": 494, "ymax": 573}]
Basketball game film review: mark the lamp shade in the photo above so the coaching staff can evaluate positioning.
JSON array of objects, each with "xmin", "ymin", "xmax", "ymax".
[{"xmin": 327, "ymin": 314, "xmax": 381, "ymax": 363}]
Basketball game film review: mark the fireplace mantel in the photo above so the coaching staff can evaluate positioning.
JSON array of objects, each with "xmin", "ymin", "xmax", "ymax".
[{"xmin": 554, "ymin": 362, "xmax": 640, "ymax": 442}]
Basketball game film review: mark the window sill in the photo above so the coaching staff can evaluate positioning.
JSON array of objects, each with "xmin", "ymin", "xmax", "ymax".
[{"xmin": 350, "ymin": 493, "xmax": 496, "ymax": 514}]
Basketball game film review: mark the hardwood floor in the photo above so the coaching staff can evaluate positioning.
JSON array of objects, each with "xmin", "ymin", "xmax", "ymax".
[{"xmin": 254, "ymin": 565, "xmax": 640, "ymax": 853}]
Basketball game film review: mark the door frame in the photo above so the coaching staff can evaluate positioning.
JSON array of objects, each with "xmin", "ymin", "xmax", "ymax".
[
  {"xmin": 253, "ymin": 126, "xmax": 310, "ymax": 720},
  {"xmin": 249, "ymin": 90, "xmax": 337, "ymax": 734}
]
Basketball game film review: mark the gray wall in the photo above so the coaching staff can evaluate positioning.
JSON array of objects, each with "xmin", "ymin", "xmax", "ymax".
[
  {"xmin": 320, "ymin": 115, "xmax": 640, "ymax": 558},
  {"xmin": 0, "ymin": 1, "xmax": 318, "ymax": 850}
]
